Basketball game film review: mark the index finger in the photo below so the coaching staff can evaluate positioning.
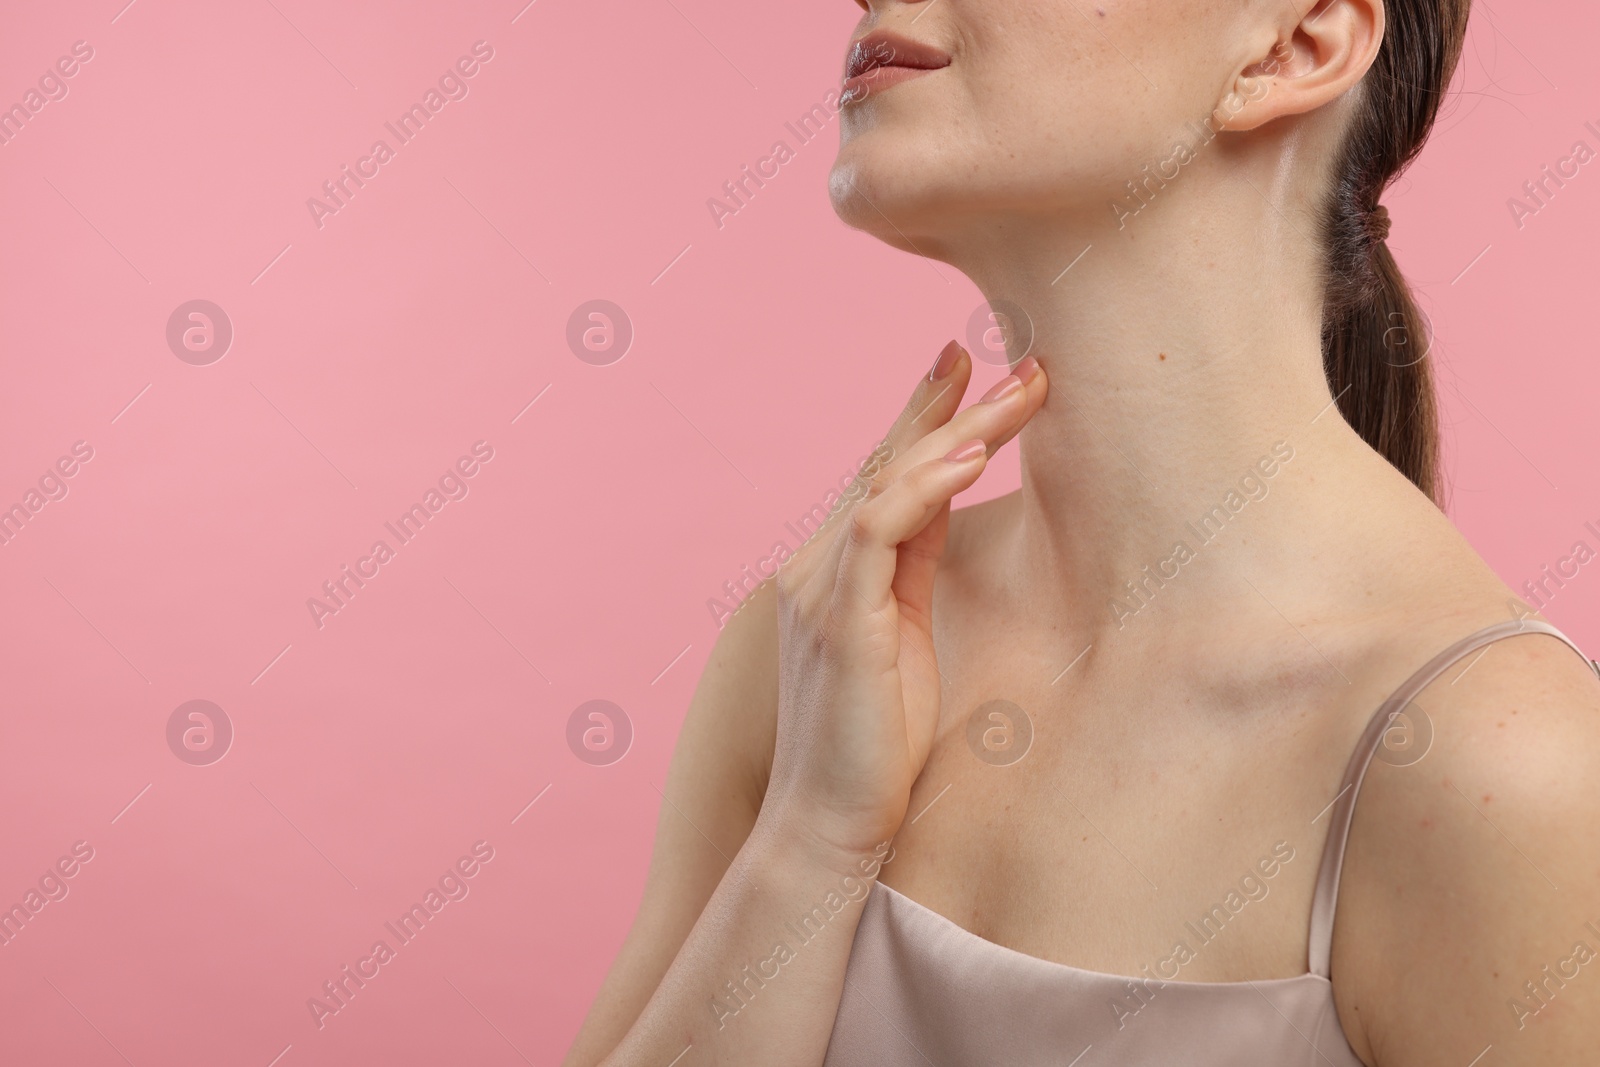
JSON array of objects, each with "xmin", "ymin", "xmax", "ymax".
[
  {"xmin": 885, "ymin": 339, "xmax": 974, "ymax": 456},
  {"xmin": 782, "ymin": 340, "xmax": 974, "ymax": 575}
]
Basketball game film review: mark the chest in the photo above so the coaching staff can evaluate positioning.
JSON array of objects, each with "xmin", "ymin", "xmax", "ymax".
[{"xmin": 875, "ymin": 627, "xmax": 1353, "ymax": 983}]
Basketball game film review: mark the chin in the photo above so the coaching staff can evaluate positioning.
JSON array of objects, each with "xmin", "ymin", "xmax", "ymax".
[
  {"xmin": 829, "ymin": 129, "xmax": 1082, "ymax": 260},
  {"xmin": 828, "ymin": 141, "xmax": 960, "ymax": 256}
]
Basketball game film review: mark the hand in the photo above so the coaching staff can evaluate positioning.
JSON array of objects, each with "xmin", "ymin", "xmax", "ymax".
[{"xmin": 762, "ymin": 340, "xmax": 1049, "ymax": 856}]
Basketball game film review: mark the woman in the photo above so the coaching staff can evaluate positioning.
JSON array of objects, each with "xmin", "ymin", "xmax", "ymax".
[{"xmin": 565, "ymin": 0, "xmax": 1600, "ymax": 1063}]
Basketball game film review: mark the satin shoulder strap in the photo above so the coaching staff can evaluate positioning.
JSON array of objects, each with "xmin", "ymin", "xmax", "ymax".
[{"xmin": 1306, "ymin": 617, "xmax": 1599, "ymax": 978}]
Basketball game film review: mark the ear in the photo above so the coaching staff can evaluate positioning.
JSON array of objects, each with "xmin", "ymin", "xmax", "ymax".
[{"xmin": 1217, "ymin": 0, "xmax": 1385, "ymax": 132}]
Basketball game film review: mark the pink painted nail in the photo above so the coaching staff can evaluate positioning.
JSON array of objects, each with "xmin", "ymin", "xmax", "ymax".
[
  {"xmin": 929, "ymin": 340, "xmax": 964, "ymax": 381},
  {"xmin": 1013, "ymin": 355, "xmax": 1041, "ymax": 383},
  {"xmin": 979, "ymin": 375, "xmax": 1023, "ymax": 404},
  {"xmin": 945, "ymin": 439, "xmax": 986, "ymax": 462}
]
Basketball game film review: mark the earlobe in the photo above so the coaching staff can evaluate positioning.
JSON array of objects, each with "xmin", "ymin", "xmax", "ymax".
[{"xmin": 1212, "ymin": 75, "xmax": 1273, "ymax": 132}]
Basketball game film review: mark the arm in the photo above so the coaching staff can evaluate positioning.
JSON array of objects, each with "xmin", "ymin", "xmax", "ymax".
[
  {"xmin": 558, "ymin": 575, "xmax": 889, "ymax": 1067},
  {"xmin": 577, "ymin": 804, "xmax": 893, "ymax": 1066},
  {"xmin": 556, "ymin": 574, "xmax": 792, "ymax": 1065},
  {"xmin": 1331, "ymin": 630, "xmax": 1600, "ymax": 1065},
  {"xmin": 560, "ymin": 342, "xmax": 1050, "ymax": 1066}
]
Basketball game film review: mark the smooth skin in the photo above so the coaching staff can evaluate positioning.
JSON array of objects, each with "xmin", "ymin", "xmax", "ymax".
[
  {"xmin": 564, "ymin": 352, "xmax": 1049, "ymax": 1067},
  {"xmin": 564, "ymin": 0, "xmax": 1600, "ymax": 1064}
]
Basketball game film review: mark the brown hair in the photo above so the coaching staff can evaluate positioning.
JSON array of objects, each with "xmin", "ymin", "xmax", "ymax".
[{"xmin": 1318, "ymin": 0, "xmax": 1471, "ymax": 506}]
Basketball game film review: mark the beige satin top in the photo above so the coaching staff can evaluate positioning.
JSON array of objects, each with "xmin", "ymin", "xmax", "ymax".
[{"xmin": 824, "ymin": 619, "xmax": 1597, "ymax": 1065}]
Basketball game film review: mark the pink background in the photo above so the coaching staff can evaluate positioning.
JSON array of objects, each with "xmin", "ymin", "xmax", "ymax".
[{"xmin": 0, "ymin": 1, "xmax": 1595, "ymax": 1063}]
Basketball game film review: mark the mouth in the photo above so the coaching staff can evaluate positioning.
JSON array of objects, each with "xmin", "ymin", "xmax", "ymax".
[{"xmin": 842, "ymin": 31, "xmax": 950, "ymax": 103}]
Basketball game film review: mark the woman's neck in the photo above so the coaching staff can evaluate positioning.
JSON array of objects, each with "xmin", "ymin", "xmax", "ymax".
[{"xmin": 944, "ymin": 202, "xmax": 1424, "ymax": 645}]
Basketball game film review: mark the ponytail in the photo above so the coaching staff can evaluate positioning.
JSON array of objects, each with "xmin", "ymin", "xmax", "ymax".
[
  {"xmin": 1321, "ymin": 227, "xmax": 1440, "ymax": 504},
  {"xmin": 1318, "ymin": 0, "xmax": 1472, "ymax": 507}
]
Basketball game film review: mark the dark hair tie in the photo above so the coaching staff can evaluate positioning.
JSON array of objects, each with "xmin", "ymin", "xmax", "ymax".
[{"xmin": 1370, "ymin": 203, "xmax": 1392, "ymax": 244}]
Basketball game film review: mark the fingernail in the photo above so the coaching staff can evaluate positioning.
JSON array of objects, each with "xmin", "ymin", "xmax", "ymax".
[
  {"xmin": 929, "ymin": 340, "xmax": 964, "ymax": 381},
  {"xmin": 979, "ymin": 375, "xmax": 1023, "ymax": 404},
  {"xmin": 945, "ymin": 439, "xmax": 986, "ymax": 462},
  {"xmin": 1013, "ymin": 355, "xmax": 1041, "ymax": 383}
]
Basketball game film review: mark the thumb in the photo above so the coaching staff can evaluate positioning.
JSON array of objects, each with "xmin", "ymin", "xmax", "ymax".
[{"xmin": 892, "ymin": 500, "xmax": 951, "ymax": 630}]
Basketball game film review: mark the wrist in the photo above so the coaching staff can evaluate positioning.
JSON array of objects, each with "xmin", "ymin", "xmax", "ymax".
[{"xmin": 747, "ymin": 803, "xmax": 898, "ymax": 884}]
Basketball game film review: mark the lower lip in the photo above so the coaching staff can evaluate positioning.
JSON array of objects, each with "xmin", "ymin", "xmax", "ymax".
[{"xmin": 842, "ymin": 64, "xmax": 942, "ymax": 101}]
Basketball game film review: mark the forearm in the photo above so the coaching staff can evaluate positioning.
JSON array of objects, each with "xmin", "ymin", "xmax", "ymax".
[{"xmin": 597, "ymin": 812, "xmax": 892, "ymax": 1067}]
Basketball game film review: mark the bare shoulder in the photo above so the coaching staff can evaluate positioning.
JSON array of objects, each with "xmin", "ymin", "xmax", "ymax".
[{"xmin": 1331, "ymin": 618, "xmax": 1600, "ymax": 1066}]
